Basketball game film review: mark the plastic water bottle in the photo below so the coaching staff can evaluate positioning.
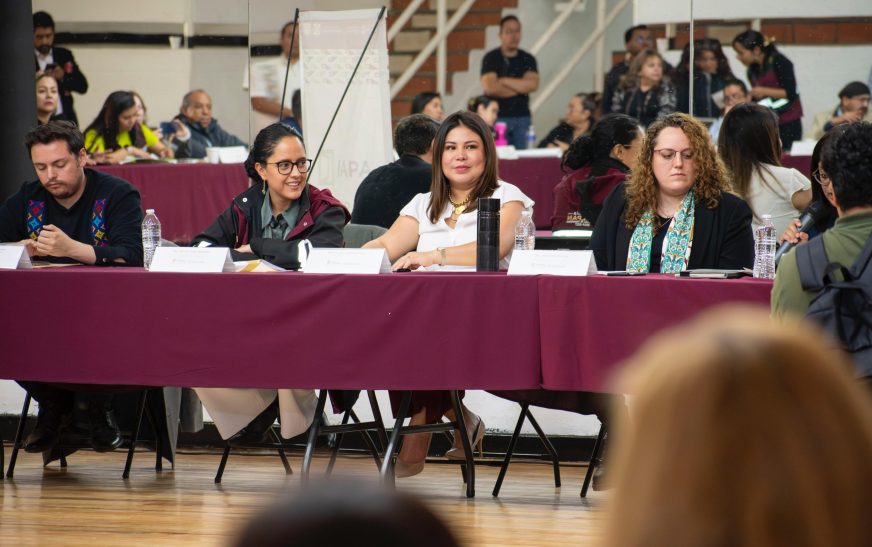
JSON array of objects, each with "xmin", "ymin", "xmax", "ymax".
[
  {"xmin": 142, "ymin": 209, "xmax": 161, "ymax": 270},
  {"xmin": 525, "ymin": 125, "xmax": 536, "ymax": 150},
  {"xmin": 753, "ymin": 214, "xmax": 776, "ymax": 279},
  {"xmin": 514, "ymin": 210, "xmax": 535, "ymax": 250}
]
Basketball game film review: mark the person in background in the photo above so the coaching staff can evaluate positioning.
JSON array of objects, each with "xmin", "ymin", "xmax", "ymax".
[
  {"xmin": 675, "ymin": 38, "xmax": 735, "ymax": 119},
  {"xmin": 130, "ymin": 90, "xmax": 191, "ymax": 158},
  {"xmin": 174, "ymin": 89, "xmax": 247, "ymax": 159},
  {"xmin": 604, "ymin": 305, "xmax": 872, "ymax": 547},
  {"xmin": 192, "ymin": 123, "xmax": 349, "ymax": 445},
  {"xmin": 732, "ymin": 30, "xmax": 803, "ymax": 150},
  {"xmin": 611, "ymin": 49, "xmax": 676, "ymax": 128},
  {"xmin": 35, "ymin": 73, "xmax": 66, "ymax": 125},
  {"xmin": 538, "ymin": 93, "xmax": 596, "ymax": 150},
  {"xmin": 352, "ymin": 114, "xmax": 440, "ymax": 229},
  {"xmin": 410, "ymin": 92, "xmax": 444, "ymax": 121},
  {"xmin": 248, "ymin": 21, "xmax": 300, "ymax": 132},
  {"xmin": 33, "ymin": 11, "xmax": 88, "ymax": 127},
  {"xmin": 292, "ymin": 89, "xmax": 302, "ymax": 131},
  {"xmin": 551, "ymin": 114, "xmax": 642, "ymax": 230},
  {"xmin": 480, "ymin": 15, "xmax": 539, "ymax": 149},
  {"xmin": 84, "ymin": 91, "xmax": 173, "ymax": 163},
  {"xmin": 603, "ymin": 25, "xmax": 656, "ymax": 116},
  {"xmin": 708, "ymin": 78, "xmax": 751, "ymax": 142},
  {"xmin": 718, "ymin": 103, "xmax": 811, "ymax": 235},
  {"xmin": 806, "ymin": 81, "xmax": 872, "ymax": 141},
  {"xmin": 362, "ymin": 111, "xmax": 533, "ymax": 477},
  {"xmin": 591, "ymin": 112, "xmax": 753, "ymax": 272},
  {"xmin": 468, "ymin": 95, "xmax": 499, "ymax": 131},
  {"xmin": 0, "ymin": 122, "xmax": 143, "ymax": 453}
]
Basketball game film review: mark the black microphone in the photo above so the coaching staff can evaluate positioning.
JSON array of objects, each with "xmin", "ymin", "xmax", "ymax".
[{"xmin": 774, "ymin": 201, "xmax": 825, "ymax": 266}]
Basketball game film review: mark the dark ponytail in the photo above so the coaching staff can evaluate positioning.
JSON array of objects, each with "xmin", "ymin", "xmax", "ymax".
[
  {"xmin": 562, "ymin": 113, "xmax": 640, "ymax": 172},
  {"xmin": 732, "ymin": 30, "xmax": 777, "ymax": 58},
  {"xmin": 244, "ymin": 122, "xmax": 304, "ymax": 181}
]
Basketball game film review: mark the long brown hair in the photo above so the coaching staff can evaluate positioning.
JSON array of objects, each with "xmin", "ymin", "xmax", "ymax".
[
  {"xmin": 619, "ymin": 49, "xmax": 663, "ymax": 91},
  {"xmin": 624, "ymin": 112, "xmax": 731, "ymax": 228},
  {"xmin": 605, "ymin": 305, "xmax": 872, "ymax": 547},
  {"xmin": 427, "ymin": 110, "xmax": 499, "ymax": 224},
  {"xmin": 718, "ymin": 103, "xmax": 782, "ymax": 206}
]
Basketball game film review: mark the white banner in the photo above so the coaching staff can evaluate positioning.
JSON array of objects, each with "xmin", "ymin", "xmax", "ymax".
[{"xmin": 300, "ymin": 9, "xmax": 393, "ymax": 209}]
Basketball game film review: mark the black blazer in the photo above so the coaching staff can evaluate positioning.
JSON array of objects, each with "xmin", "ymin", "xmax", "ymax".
[
  {"xmin": 590, "ymin": 182, "xmax": 754, "ymax": 271},
  {"xmin": 35, "ymin": 46, "xmax": 88, "ymax": 126}
]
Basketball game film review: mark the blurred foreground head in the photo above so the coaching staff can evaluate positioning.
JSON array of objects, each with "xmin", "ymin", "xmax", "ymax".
[{"xmin": 605, "ymin": 305, "xmax": 872, "ymax": 547}]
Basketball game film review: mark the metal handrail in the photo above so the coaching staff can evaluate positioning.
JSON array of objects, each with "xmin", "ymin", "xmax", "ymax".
[
  {"xmin": 391, "ymin": 0, "xmax": 476, "ymax": 99},
  {"xmin": 387, "ymin": 0, "xmax": 426, "ymax": 44},
  {"xmin": 531, "ymin": 0, "xmax": 630, "ymax": 113}
]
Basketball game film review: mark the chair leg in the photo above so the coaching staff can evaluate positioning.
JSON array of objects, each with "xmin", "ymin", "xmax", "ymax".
[
  {"xmin": 123, "ymin": 391, "xmax": 148, "ymax": 479},
  {"xmin": 366, "ymin": 390, "xmax": 388, "ymax": 452},
  {"xmin": 379, "ymin": 391, "xmax": 411, "ymax": 485},
  {"xmin": 325, "ymin": 410, "xmax": 351, "ymax": 476},
  {"xmin": 214, "ymin": 444, "xmax": 231, "ymax": 484},
  {"xmin": 527, "ymin": 410, "xmax": 561, "ymax": 488},
  {"xmin": 6, "ymin": 393, "xmax": 31, "ymax": 478},
  {"xmin": 351, "ymin": 410, "xmax": 382, "ymax": 469},
  {"xmin": 301, "ymin": 390, "xmax": 328, "ymax": 486},
  {"xmin": 270, "ymin": 428, "xmax": 292, "ymax": 475},
  {"xmin": 581, "ymin": 426, "xmax": 607, "ymax": 498},
  {"xmin": 450, "ymin": 390, "xmax": 475, "ymax": 498},
  {"xmin": 141, "ymin": 394, "xmax": 163, "ymax": 472},
  {"xmin": 492, "ymin": 404, "xmax": 529, "ymax": 497}
]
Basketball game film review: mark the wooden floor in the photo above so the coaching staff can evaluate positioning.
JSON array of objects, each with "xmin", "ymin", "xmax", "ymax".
[{"xmin": 1, "ymin": 446, "xmax": 607, "ymax": 546}]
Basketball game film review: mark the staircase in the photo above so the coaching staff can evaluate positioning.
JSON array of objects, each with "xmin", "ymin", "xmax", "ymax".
[{"xmin": 388, "ymin": 0, "xmax": 519, "ymax": 122}]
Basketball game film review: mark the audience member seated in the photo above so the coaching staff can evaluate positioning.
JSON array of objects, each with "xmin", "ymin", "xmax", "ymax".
[
  {"xmin": 733, "ymin": 30, "xmax": 803, "ymax": 150},
  {"xmin": 0, "ymin": 122, "xmax": 143, "ymax": 453},
  {"xmin": 33, "ymin": 11, "xmax": 88, "ymax": 126},
  {"xmin": 604, "ymin": 305, "xmax": 872, "ymax": 547},
  {"xmin": 362, "ymin": 111, "xmax": 533, "ymax": 476},
  {"xmin": 806, "ymin": 81, "xmax": 872, "ymax": 141},
  {"xmin": 351, "ymin": 114, "xmax": 439, "ymax": 229},
  {"xmin": 611, "ymin": 49, "xmax": 676, "ymax": 127},
  {"xmin": 84, "ymin": 90, "xmax": 173, "ymax": 163},
  {"xmin": 35, "ymin": 73, "xmax": 67, "ymax": 125},
  {"xmin": 174, "ymin": 89, "xmax": 247, "ymax": 159},
  {"xmin": 591, "ymin": 112, "xmax": 754, "ymax": 272},
  {"xmin": 779, "ymin": 128, "xmax": 841, "ymax": 245},
  {"xmin": 410, "ymin": 92, "xmax": 444, "ymax": 121},
  {"xmin": 551, "ymin": 114, "xmax": 642, "ymax": 230},
  {"xmin": 130, "ymin": 90, "xmax": 191, "ymax": 158},
  {"xmin": 538, "ymin": 92, "xmax": 596, "ymax": 150},
  {"xmin": 232, "ymin": 482, "xmax": 461, "ymax": 547},
  {"xmin": 191, "ymin": 123, "xmax": 349, "ymax": 444},
  {"xmin": 468, "ymin": 94, "xmax": 499, "ymax": 132},
  {"xmin": 603, "ymin": 25, "xmax": 656, "ymax": 117},
  {"xmin": 707, "ymin": 78, "xmax": 751, "ymax": 141},
  {"xmin": 718, "ymin": 103, "xmax": 811, "ymax": 235},
  {"xmin": 772, "ymin": 122, "xmax": 872, "ymax": 323},
  {"xmin": 675, "ymin": 38, "xmax": 735, "ymax": 119}
]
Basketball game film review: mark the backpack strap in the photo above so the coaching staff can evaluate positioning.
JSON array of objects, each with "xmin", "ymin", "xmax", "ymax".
[
  {"xmin": 796, "ymin": 236, "xmax": 830, "ymax": 291},
  {"xmin": 847, "ymin": 231, "xmax": 872, "ymax": 279}
]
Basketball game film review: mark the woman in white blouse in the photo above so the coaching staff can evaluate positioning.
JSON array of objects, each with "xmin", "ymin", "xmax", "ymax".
[{"xmin": 364, "ymin": 110, "xmax": 534, "ymax": 476}]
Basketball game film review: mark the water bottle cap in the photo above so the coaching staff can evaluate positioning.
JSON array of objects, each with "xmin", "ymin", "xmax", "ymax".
[{"xmin": 146, "ymin": 209, "xmax": 155, "ymax": 214}]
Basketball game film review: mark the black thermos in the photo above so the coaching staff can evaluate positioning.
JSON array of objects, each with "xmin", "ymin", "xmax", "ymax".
[{"xmin": 476, "ymin": 197, "xmax": 500, "ymax": 271}]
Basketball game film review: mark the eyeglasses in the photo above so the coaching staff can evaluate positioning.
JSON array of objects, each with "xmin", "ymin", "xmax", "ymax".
[
  {"xmin": 653, "ymin": 148, "xmax": 694, "ymax": 161},
  {"xmin": 812, "ymin": 170, "xmax": 832, "ymax": 186},
  {"xmin": 267, "ymin": 158, "xmax": 311, "ymax": 175}
]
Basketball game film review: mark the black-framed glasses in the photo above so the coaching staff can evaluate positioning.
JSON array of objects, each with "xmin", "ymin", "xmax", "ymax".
[
  {"xmin": 812, "ymin": 170, "xmax": 832, "ymax": 186},
  {"xmin": 653, "ymin": 148, "xmax": 694, "ymax": 161},
  {"xmin": 267, "ymin": 158, "xmax": 311, "ymax": 175}
]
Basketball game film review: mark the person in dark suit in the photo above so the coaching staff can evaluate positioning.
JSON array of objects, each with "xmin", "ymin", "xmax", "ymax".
[
  {"xmin": 351, "ymin": 114, "xmax": 440, "ymax": 229},
  {"xmin": 33, "ymin": 11, "xmax": 88, "ymax": 127},
  {"xmin": 591, "ymin": 112, "xmax": 754, "ymax": 272}
]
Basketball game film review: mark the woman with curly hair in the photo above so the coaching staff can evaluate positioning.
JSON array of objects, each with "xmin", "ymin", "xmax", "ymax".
[
  {"xmin": 590, "ymin": 112, "xmax": 754, "ymax": 272},
  {"xmin": 611, "ymin": 49, "xmax": 676, "ymax": 127}
]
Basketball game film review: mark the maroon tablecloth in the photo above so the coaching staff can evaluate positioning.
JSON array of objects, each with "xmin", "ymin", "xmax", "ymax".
[
  {"xmin": 0, "ymin": 269, "xmax": 541, "ymax": 390},
  {"xmin": 499, "ymin": 157, "xmax": 564, "ymax": 230},
  {"xmin": 94, "ymin": 163, "xmax": 250, "ymax": 243},
  {"xmin": 781, "ymin": 154, "xmax": 812, "ymax": 178},
  {"xmin": 537, "ymin": 274, "xmax": 772, "ymax": 392}
]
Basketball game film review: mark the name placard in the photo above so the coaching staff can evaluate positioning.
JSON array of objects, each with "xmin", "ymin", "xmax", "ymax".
[
  {"xmin": 0, "ymin": 244, "xmax": 33, "ymax": 270},
  {"xmin": 304, "ymin": 248, "xmax": 391, "ymax": 274},
  {"xmin": 149, "ymin": 247, "xmax": 235, "ymax": 273},
  {"xmin": 507, "ymin": 250, "xmax": 597, "ymax": 276}
]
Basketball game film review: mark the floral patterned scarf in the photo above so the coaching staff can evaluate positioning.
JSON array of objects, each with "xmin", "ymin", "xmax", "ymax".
[{"xmin": 626, "ymin": 190, "xmax": 695, "ymax": 273}]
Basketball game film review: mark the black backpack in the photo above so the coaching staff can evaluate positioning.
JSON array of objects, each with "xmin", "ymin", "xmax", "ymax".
[{"xmin": 796, "ymin": 234, "xmax": 872, "ymax": 379}]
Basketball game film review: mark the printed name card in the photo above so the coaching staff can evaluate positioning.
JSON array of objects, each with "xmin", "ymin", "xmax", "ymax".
[
  {"xmin": 507, "ymin": 250, "xmax": 597, "ymax": 276},
  {"xmin": 148, "ymin": 247, "xmax": 235, "ymax": 273},
  {"xmin": 0, "ymin": 244, "xmax": 33, "ymax": 270},
  {"xmin": 304, "ymin": 248, "xmax": 391, "ymax": 274}
]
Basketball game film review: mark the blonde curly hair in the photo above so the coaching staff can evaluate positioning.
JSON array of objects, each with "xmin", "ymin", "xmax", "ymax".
[{"xmin": 623, "ymin": 113, "xmax": 733, "ymax": 229}]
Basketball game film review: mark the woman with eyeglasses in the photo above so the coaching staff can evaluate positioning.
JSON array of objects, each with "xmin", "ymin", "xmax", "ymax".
[
  {"xmin": 191, "ymin": 122, "xmax": 349, "ymax": 445},
  {"xmin": 591, "ymin": 112, "xmax": 754, "ymax": 272},
  {"xmin": 718, "ymin": 103, "xmax": 811, "ymax": 235}
]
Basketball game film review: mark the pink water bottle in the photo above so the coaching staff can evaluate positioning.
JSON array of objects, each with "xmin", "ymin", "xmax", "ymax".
[{"xmin": 494, "ymin": 122, "xmax": 508, "ymax": 146}]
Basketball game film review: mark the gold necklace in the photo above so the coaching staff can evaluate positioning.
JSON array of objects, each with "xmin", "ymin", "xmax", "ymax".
[{"xmin": 447, "ymin": 194, "xmax": 470, "ymax": 216}]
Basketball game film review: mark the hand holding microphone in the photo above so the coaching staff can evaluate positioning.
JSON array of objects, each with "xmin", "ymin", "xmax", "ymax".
[{"xmin": 774, "ymin": 202, "xmax": 824, "ymax": 266}]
